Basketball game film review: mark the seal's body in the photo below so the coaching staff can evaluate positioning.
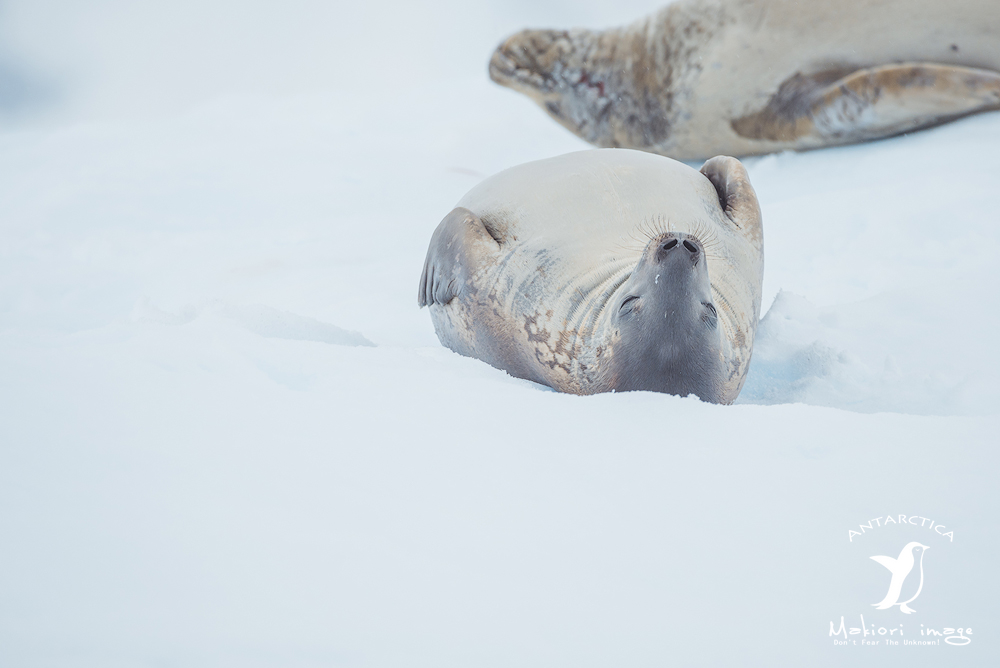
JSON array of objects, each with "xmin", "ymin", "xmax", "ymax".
[
  {"xmin": 490, "ymin": 0, "xmax": 1000, "ymax": 160},
  {"xmin": 418, "ymin": 150, "xmax": 763, "ymax": 403}
]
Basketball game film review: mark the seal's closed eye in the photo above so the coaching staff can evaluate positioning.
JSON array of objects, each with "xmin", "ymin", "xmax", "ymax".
[
  {"xmin": 702, "ymin": 302, "xmax": 718, "ymax": 328},
  {"xmin": 619, "ymin": 295, "xmax": 639, "ymax": 315}
]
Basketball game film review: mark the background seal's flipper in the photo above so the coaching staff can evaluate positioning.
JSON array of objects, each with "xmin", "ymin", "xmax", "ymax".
[{"xmin": 732, "ymin": 63, "xmax": 1000, "ymax": 146}]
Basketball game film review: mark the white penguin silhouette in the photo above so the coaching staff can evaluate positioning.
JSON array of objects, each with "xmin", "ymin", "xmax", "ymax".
[{"xmin": 871, "ymin": 542, "xmax": 929, "ymax": 614}]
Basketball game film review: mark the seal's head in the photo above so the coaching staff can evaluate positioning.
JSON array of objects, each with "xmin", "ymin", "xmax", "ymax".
[
  {"xmin": 489, "ymin": 29, "xmax": 620, "ymax": 147},
  {"xmin": 489, "ymin": 29, "xmax": 673, "ymax": 149},
  {"xmin": 607, "ymin": 231, "xmax": 725, "ymax": 402}
]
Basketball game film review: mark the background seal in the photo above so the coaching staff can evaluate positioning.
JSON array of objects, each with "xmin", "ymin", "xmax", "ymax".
[{"xmin": 490, "ymin": 0, "xmax": 1000, "ymax": 160}]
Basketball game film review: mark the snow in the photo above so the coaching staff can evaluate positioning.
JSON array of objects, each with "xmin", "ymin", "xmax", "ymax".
[{"xmin": 1, "ymin": 2, "xmax": 998, "ymax": 667}]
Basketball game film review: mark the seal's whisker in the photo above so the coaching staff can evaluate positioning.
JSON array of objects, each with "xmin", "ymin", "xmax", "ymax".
[{"xmin": 616, "ymin": 215, "xmax": 728, "ymax": 260}]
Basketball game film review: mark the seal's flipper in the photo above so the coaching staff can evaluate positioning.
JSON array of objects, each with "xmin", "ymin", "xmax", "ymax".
[
  {"xmin": 700, "ymin": 156, "xmax": 762, "ymax": 244},
  {"xmin": 732, "ymin": 63, "xmax": 1000, "ymax": 144},
  {"xmin": 418, "ymin": 207, "xmax": 501, "ymax": 307}
]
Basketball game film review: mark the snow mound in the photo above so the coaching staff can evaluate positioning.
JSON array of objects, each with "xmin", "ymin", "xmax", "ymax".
[{"xmin": 740, "ymin": 291, "xmax": 966, "ymax": 415}]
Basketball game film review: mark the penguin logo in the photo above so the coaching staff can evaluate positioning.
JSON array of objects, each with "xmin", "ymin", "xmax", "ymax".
[{"xmin": 870, "ymin": 542, "xmax": 930, "ymax": 614}]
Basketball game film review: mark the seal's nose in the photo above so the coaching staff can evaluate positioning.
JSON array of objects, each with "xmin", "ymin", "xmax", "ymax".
[{"xmin": 655, "ymin": 236, "xmax": 700, "ymax": 264}]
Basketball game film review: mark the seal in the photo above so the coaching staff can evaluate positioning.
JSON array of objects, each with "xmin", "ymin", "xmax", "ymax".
[
  {"xmin": 489, "ymin": 0, "xmax": 1000, "ymax": 160},
  {"xmin": 418, "ymin": 149, "xmax": 764, "ymax": 403}
]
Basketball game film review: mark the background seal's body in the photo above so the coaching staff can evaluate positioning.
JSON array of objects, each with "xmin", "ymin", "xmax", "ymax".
[{"xmin": 490, "ymin": 0, "xmax": 1000, "ymax": 160}]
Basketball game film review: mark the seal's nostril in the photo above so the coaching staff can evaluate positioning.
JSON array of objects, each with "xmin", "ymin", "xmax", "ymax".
[
  {"xmin": 683, "ymin": 240, "xmax": 698, "ymax": 253},
  {"xmin": 663, "ymin": 239, "xmax": 678, "ymax": 250}
]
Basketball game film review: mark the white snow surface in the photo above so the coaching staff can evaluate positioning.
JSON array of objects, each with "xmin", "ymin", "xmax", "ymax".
[{"xmin": 1, "ymin": 2, "xmax": 998, "ymax": 667}]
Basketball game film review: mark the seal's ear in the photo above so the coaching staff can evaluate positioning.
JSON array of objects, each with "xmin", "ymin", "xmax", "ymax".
[
  {"xmin": 418, "ymin": 207, "xmax": 501, "ymax": 307},
  {"xmin": 700, "ymin": 156, "xmax": 762, "ymax": 244}
]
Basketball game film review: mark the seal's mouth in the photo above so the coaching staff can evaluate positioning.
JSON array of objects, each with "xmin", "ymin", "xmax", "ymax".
[
  {"xmin": 487, "ymin": 46, "xmax": 521, "ymax": 87},
  {"xmin": 488, "ymin": 47, "xmax": 550, "ymax": 95},
  {"xmin": 488, "ymin": 30, "xmax": 570, "ymax": 95}
]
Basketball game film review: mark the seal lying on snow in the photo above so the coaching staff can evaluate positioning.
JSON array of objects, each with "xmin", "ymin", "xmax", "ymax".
[
  {"xmin": 489, "ymin": 0, "xmax": 1000, "ymax": 160},
  {"xmin": 418, "ymin": 150, "xmax": 763, "ymax": 403}
]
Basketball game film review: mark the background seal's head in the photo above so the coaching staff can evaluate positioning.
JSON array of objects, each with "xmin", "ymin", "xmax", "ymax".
[{"xmin": 489, "ymin": 29, "xmax": 624, "ymax": 148}]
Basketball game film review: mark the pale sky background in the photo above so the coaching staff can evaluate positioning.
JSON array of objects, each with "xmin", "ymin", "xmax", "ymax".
[{"xmin": 0, "ymin": 0, "xmax": 663, "ymax": 125}]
